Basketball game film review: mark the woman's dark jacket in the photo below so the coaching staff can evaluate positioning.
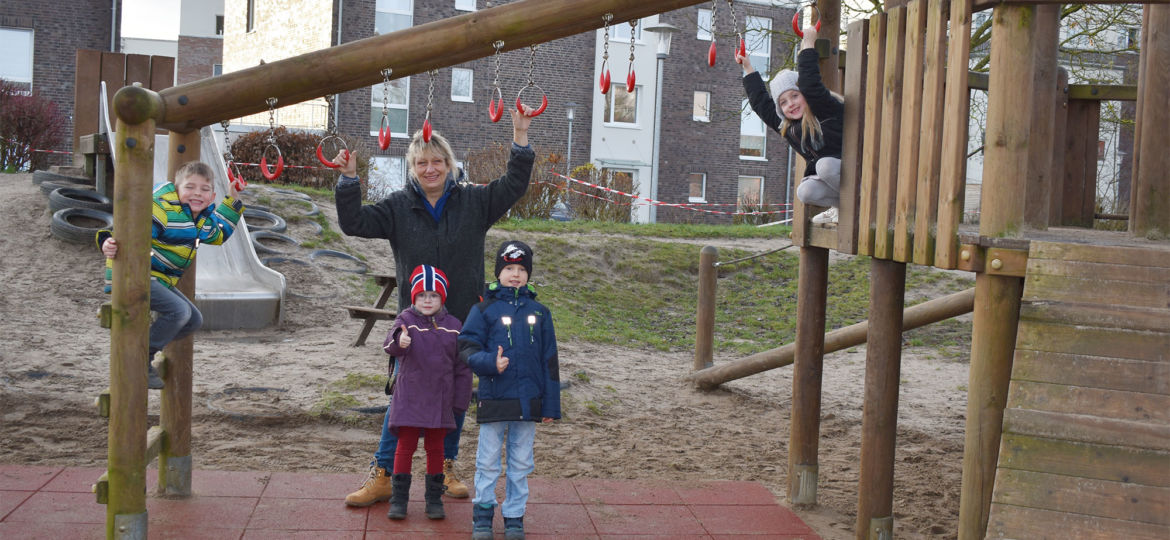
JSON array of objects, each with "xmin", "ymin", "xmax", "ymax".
[{"xmin": 335, "ymin": 144, "xmax": 535, "ymax": 322}]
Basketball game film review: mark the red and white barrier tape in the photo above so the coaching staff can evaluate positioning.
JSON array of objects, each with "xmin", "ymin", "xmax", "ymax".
[{"xmin": 548, "ymin": 171, "xmax": 790, "ymax": 217}]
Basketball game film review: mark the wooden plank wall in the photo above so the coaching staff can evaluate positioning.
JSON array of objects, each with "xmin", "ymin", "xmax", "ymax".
[
  {"xmin": 72, "ymin": 51, "xmax": 175, "ymax": 161},
  {"xmin": 987, "ymin": 241, "xmax": 1170, "ymax": 539},
  {"xmin": 853, "ymin": 0, "xmax": 971, "ymax": 267}
]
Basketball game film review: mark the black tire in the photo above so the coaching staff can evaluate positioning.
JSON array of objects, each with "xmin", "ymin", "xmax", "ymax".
[
  {"xmin": 308, "ymin": 249, "xmax": 368, "ymax": 274},
  {"xmin": 250, "ymin": 230, "xmax": 299, "ymax": 255},
  {"xmin": 266, "ymin": 187, "xmax": 312, "ymax": 200},
  {"xmin": 40, "ymin": 178, "xmax": 94, "ymax": 197},
  {"xmin": 260, "ymin": 256, "xmax": 310, "ymax": 267},
  {"xmin": 51, "ymin": 208, "xmax": 114, "ymax": 245},
  {"xmin": 48, "ymin": 187, "xmax": 114, "ymax": 213},
  {"xmin": 33, "ymin": 170, "xmax": 90, "ymax": 185},
  {"xmin": 243, "ymin": 208, "xmax": 287, "ymax": 233},
  {"xmin": 275, "ymin": 197, "xmax": 320, "ymax": 217}
]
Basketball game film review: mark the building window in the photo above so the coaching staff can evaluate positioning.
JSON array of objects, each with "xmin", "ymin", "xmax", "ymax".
[
  {"xmin": 738, "ymin": 175, "xmax": 764, "ymax": 212},
  {"xmin": 451, "ymin": 68, "xmax": 473, "ymax": 102},
  {"xmin": 455, "ymin": 0, "xmax": 476, "ymax": 11},
  {"xmin": 370, "ymin": 78, "xmax": 410, "ymax": 138},
  {"xmin": 246, "ymin": 0, "xmax": 255, "ymax": 32},
  {"xmin": 375, "ymin": 0, "xmax": 413, "ymax": 35},
  {"xmin": 213, "ymin": 64, "xmax": 223, "ymax": 76},
  {"xmin": 740, "ymin": 98, "xmax": 766, "ymax": 158},
  {"xmin": 371, "ymin": 0, "xmax": 413, "ymax": 137},
  {"xmin": 611, "ymin": 19, "xmax": 642, "ymax": 42},
  {"xmin": 697, "ymin": 9, "xmax": 712, "ymax": 40},
  {"xmin": 368, "ymin": 156, "xmax": 406, "ymax": 200},
  {"xmin": 602, "ymin": 168, "xmax": 637, "ymax": 191},
  {"xmin": 688, "ymin": 173, "xmax": 706, "ymax": 203},
  {"xmin": 215, "ymin": 15, "xmax": 224, "ymax": 35},
  {"xmin": 604, "ymin": 84, "xmax": 638, "ymax": 125},
  {"xmin": 1127, "ymin": 27, "xmax": 1139, "ymax": 48},
  {"xmin": 0, "ymin": 27, "xmax": 34, "ymax": 93},
  {"xmin": 744, "ymin": 15, "xmax": 772, "ymax": 74},
  {"xmin": 693, "ymin": 91, "xmax": 710, "ymax": 122}
]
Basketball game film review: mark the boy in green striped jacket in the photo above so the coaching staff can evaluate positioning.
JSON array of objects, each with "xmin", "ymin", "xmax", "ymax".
[{"xmin": 98, "ymin": 161, "xmax": 244, "ymax": 389}]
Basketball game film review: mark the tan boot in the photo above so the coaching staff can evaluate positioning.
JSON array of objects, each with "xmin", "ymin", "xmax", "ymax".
[
  {"xmin": 345, "ymin": 466, "xmax": 393, "ymax": 507},
  {"xmin": 443, "ymin": 459, "xmax": 469, "ymax": 498}
]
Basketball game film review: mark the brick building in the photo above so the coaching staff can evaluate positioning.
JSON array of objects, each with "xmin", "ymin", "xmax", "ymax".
[
  {"xmin": 223, "ymin": 0, "xmax": 796, "ymax": 223},
  {"xmin": 0, "ymin": 0, "xmax": 123, "ymax": 160},
  {"xmin": 176, "ymin": 0, "xmax": 225, "ymax": 85}
]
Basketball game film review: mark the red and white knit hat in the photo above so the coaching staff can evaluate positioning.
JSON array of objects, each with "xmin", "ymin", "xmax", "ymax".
[{"xmin": 409, "ymin": 264, "xmax": 448, "ymax": 305}]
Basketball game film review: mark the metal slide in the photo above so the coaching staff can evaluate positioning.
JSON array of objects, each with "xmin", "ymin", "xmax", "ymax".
[{"xmin": 150, "ymin": 128, "xmax": 286, "ymax": 329}]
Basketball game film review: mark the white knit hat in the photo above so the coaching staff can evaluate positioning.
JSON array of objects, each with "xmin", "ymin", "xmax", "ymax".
[{"xmin": 769, "ymin": 69, "xmax": 799, "ymax": 102}]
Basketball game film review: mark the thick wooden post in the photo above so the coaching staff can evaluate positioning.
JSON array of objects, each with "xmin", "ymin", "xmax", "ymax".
[
  {"xmin": 1047, "ymin": 68, "xmax": 1069, "ymax": 226},
  {"xmin": 957, "ymin": 6, "xmax": 1034, "ymax": 540},
  {"xmin": 1131, "ymin": 5, "xmax": 1170, "ymax": 236},
  {"xmin": 107, "ymin": 84, "xmax": 163, "ymax": 540},
  {"xmin": 789, "ymin": 246, "xmax": 828, "ymax": 504},
  {"xmin": 1023, "ymin": 5, "xmax": 1060, "ymax": 229},
  {"xmin": 854, "ymin": 258, "xmax": 906, "ymax": 540},
  {"xmin": 158, "ymin": 131, "xmax": 200, "ymax": 497},
  {"xmin": 694, "ymin": 246, "xmax": 717, "ymax": 371}
]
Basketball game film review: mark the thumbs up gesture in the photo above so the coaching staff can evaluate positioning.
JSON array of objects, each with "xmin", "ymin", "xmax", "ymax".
[
  {"xmin": 496, "ymin": 345, "xmax": 509, "ymax": 374},
  {"xmin": 397, "ymin": 326, "xmax": 411, "ymax": 348}
]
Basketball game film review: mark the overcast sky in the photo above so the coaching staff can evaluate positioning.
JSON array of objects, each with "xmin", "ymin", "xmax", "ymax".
[{"xmin": 121, "ymin": 0, "xmax": 181, "ymax": 40}]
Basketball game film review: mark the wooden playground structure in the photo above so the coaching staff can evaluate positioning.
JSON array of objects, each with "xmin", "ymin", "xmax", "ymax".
[{"xmin": 98, "ymin": 0, "xmax": 1166, "ymax": 538}]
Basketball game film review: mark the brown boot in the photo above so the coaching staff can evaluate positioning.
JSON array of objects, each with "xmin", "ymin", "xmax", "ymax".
[
  {"xmin": 443, "ymin": 459, "xmax": 469, "ymax": 498},
  {"xmin": 344, "ymin": 465, "xmax": 393, "ymax": 507}
]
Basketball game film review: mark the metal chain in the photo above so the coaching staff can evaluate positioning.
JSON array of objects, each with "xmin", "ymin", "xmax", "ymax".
[
  {"xmin": 710, "ymin": 0, "xmax": 719, "ymax": 38},
  {"xmin": 527, "ymin": 44, "xmax": 538, "ymax": 87},
  {"xmin": 628, "ymin": 19, "xmax": 637, "ymax": 63},
  {"xmin": 492, "ymin": 40, "xmax": 504, "ymax": 89},
  {"xmin": 601, "ymin": 13, "xmax": 612, "ymax": 64},
  {"xmin": 265, "ymin": 97, "xmax": 277, "ymax": 144},
  {"xmin": 220, "ymin": 119, "xmax": 233, "ymax": 160},
  {"xmin": 380, "ymin": 68, "xmax": 392, "ymax": 118},
  {"xmin": 726, "ymin": 0, "xmax": 740, "ymax": 35},
  {"xmin": 426, "ymin": 69, "xmax": 436, "ymax": 116},
  {"xmin": 324, "ymin": 94, "xmax": 335, "ymax": 134}
]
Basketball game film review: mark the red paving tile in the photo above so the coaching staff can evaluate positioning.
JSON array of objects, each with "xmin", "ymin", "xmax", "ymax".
[
  {"xmin": 0, "ymin": 466, "xmax": 822, "ymax": 538},
  {"xmin": 0, "ymin": 465, "xmax": 60, "ymax": 491}
]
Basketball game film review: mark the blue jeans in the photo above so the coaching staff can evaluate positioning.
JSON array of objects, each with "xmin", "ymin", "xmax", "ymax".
[
  {"xmin": 149, "ymin": 280, "xmax": 202, "ymax": 356},
  {"xmin": 473, "ymin": 421, "xmax": 536, "ymax": 518},
  {"xmin": 373, "ymin": 399, "xmax": 465, "ymax": 470}
]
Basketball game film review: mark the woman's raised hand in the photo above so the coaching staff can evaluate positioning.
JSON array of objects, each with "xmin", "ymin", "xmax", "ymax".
[
  {"xmin": 333, "ymin": 149, "xmax": 357, "ymax": 177},
  {"xmin": 511, "ymin": 105, "xmax": 533, "ymax": 147}
]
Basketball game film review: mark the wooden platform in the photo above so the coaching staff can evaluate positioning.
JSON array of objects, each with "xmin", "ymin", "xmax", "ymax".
[{"xmin": 986, "ymin": 241, "xmax": 1170, "ymax": 539}]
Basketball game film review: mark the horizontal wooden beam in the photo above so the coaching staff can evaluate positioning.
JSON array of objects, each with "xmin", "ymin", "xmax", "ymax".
[
  {"xmin": 145, "ymin": 0, "xmax": 709, "ymax": 132},
  {"xmin": 1068, "ymin": 84, "xmax": 1138, "ymax": 101}
]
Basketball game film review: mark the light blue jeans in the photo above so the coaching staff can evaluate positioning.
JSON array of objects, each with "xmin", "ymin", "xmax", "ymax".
[
  {"xmin": 473, "ymin": 421, "xmax": 536, "ymax": 518},
  {"xmin": 149, "ymin": 279, "xmax": 202, "ymax": 356}
]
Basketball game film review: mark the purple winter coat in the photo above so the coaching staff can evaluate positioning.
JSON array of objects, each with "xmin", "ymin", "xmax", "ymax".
[{"xmin": 383, "ymin": 306, "xmax": 472, "ymax": 435}]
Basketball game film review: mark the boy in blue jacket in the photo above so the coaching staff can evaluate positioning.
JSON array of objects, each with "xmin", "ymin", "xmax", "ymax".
[{"xmin": 459, "ymin": 240, "xmax": 560, "ymax": 540}]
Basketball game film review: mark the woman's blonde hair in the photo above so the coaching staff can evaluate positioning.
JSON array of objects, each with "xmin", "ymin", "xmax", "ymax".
[{"xmin": 405, "ymin": 129, "xmax": 456, "ymax": 181}]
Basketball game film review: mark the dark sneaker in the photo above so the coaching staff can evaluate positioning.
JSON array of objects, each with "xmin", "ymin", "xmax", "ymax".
[
  {"xmin": 147, "ymin": 364, "xmax": 165, "ymax": 389},
  {"xmin": 504, "ymin": 516, "xmax": 525, "ymax": 540}
]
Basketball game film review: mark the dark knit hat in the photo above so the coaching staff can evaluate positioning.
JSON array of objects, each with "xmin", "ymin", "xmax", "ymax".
[
  {"xmin": 410, "ymin": 264, "xmax": 448, "ymax": 305},
  {"xmin": 494, "ymin": 240, "xmax": 533, "ymax": 278}
]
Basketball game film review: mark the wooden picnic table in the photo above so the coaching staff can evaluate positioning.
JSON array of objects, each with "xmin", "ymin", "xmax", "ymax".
[{"xmin": 341, "ymin": 272, "xmax": 397, "ymax": 347}]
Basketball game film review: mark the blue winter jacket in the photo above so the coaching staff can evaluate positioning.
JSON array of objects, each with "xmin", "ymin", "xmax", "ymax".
[{"xmin": 458, "ymin": 282, "xmax": 560, "ymax": 423}]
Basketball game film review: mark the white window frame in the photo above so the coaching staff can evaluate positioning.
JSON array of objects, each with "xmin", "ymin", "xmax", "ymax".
[
  {"xmin": 737, "ymin": 175, "xmax": 765, "ymax": 212},
  {"xmin": 688, "ymin": 173, "xmax": 707, "ymax": 203},
  {"xmin": 611, "ymin": 19, "xmax": 643, "ymax": 43},
  {"xmin": 739, "ymin": 98, "xmax": 767, "ymax": 159},
  {"xmin": 697, "ymin": 9, "xmax": 713, "ymax": 41},
  {"xmin": 0, "ymin": 27, "xmax": 34, "ymax": 93},
  {"xmin": 744, "ymin": 15, "xmax": 772, "ymax": 75},
  {"xmin": 451, "ymin": 67, "xmax": 473, "ymax": 102},
  {"xmin": 692, "ymin": 91, "xmax": 710, "ymax": 122},
  {"xmin": 370, "ymin": 78, "xmax": 410, "ymax": 138},
  {"xmin": 368, "ymin": 156, "xmax": 406, "ymax": 200},
  {"xmin": 455, "ymin": 0, "xmax": 476, "ymax": 11},
  {"xmin": 604, "ymin": 84, "xmax": 639, "ymax": 126}
]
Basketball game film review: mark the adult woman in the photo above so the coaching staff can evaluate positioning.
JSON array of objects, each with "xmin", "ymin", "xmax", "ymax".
[{"xmin": 334, "ymin": 105, "xmax": 538, "ymax": 507}]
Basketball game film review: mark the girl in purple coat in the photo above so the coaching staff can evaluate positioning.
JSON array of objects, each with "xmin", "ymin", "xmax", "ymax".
[{"xmin": 382, "ymin": 265, "xmax": 472, "ymax": 521}]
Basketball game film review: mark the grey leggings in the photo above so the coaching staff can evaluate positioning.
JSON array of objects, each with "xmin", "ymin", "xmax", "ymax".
[{"xmin": 795, "ymin": 157, "xmax": 841, "ymax": 208}]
